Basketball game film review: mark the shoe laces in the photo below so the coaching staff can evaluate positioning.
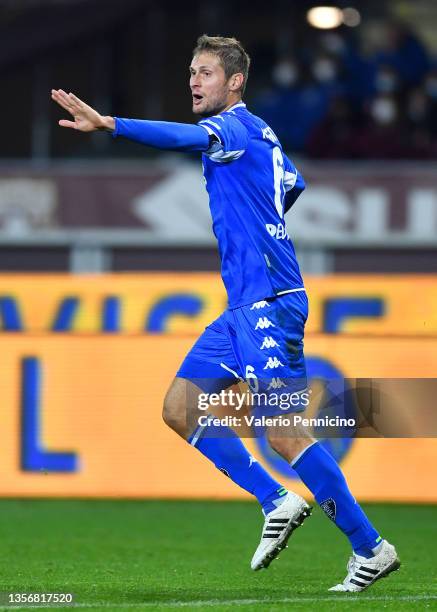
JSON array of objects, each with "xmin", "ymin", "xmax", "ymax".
[{"xmin": 346, "ymin": 554, "xmax": 359, "ymax": 575}]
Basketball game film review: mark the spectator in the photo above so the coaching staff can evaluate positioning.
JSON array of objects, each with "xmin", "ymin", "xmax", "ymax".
[
  {"xmin": 423, "ymin": 68, "xmax": 437, "ymax": 138},
  {"xmin": 371, "ymin": 20, "xmax": 430, "ymax": 87},
  {"xmin": 354, "ymin": 94, "xmax": 412, "ymax": 158},
  {"xmin": 252, "ymin": 56, "xmax": 303, "ymax": 149},
  {"xmin": 404, "ymin": 87, "xmax": 434, "ymax": 157},
  {"xmin": 306, "ymin": 96, "xmax": 359, "ymax": 159},
  {"xmin": 252, "ymin": 19, "xmax": 435, "ymax": 159},
  {"xmin": 253, "ymin": 53, "xmax": 345, "ymax": 151},
  {"xmin": 373, "ymin": 64, "xmax": 404, "ymax": 98}
]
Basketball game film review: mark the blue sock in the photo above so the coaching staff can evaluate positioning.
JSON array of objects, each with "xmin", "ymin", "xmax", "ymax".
[
  {"xmin": 292, "ymin": 442, "xmax": 382, "ymax": 557},
  {"xmin": 189, "ymin": 418, "xmax": 285, "ymax": 514}
]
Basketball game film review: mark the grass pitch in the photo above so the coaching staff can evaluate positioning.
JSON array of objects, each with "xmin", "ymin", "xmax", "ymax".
[{"xmin": 0, "ymin": 500, "xmax": 435, "ymax": 611}]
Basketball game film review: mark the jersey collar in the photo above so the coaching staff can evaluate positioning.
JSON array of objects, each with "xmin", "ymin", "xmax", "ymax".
[{"xmin": 225, "ymin": 102, "xmax": 246, "ymax": 113}]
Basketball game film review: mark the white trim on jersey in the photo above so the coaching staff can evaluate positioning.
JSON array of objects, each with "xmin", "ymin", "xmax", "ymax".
[
  {"xmin": 200, "ymin": 119, "xmax": 222, "ymax": 131},
  {"xmin": 198, "ymin": 123, "xmax": 217, "ymax": 138},
  {"xmin": 199, "ymin": 123, "xmax": 221, "ymax": 144},
  {"xmin": 226, "ymin": 102, "xmax": 247, "ymax": 112},
  {"xmin": 198, "ymin": 102, "xmax": 248, "ymax": 162},
  {"xmin": 198, "ymin": 123, "xmax": 245, "ymax": 162},
  {"xmin": 284, "ymin": 170, "xmax": 298, "ymax": 192},
  {"xmin": 198, "ymin": 122, "xmax": 223, "ymax": 147},
  {"xmin": 207, "ymin": 148, "xmax": 245, "ymax": 162}
]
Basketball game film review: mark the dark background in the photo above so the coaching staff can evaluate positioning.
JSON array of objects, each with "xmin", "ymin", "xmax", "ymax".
[{"xmin": 2, "ymin": 0, "xmax": 437, "ymax": 159}]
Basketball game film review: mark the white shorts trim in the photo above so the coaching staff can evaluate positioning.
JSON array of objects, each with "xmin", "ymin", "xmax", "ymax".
[{"xmin": 276, "ymin": 288, "xmax": 306, "ymax": 296}]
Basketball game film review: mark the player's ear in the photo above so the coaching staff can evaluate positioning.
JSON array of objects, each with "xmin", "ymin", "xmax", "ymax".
[{"xmin": 229, "ymin": 73, "xmax": 244, "ymax": 92}]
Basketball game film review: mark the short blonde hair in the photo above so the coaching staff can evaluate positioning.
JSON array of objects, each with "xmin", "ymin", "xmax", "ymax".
[{"xmin": 193, "ymin": 35, "xmax": 251, "ymax": 94}]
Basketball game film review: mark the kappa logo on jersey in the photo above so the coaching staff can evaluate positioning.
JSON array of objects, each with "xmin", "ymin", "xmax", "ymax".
[
  {"xmin": 266, "ymin": 223, "xmax": 289, "ymax": 240},
  {"xmin": 260, "ymin": 336, "xmax": 279, "ymax": 349},
  {"xmin": 262, "ymin": 126, "xmax": 279, "ymax": 144},
  {"xmin": 267, "ymin": 377, "xmax": 287, "ymax": 390},
  {"xmin": 255, "ymin": 317, "xmax": 275, "ymax": 330},
  {"xmin": 250, "ymin": 300, "xmax": 270, "ymax": 310},
  {"xmin": 263, "ymin": 356, "xmax": 284, "ymax": 370}
]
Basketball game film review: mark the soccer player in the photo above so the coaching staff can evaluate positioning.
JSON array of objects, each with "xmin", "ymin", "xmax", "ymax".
[{"xmin": 51, "ymin": 35, "xmax": 400, "ymax": 592}]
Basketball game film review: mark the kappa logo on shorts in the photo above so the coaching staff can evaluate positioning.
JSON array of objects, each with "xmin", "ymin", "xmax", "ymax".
[
  {"xmin": 267, "ymin": 377, "xmax": 287, "ymax": 390},
  {"xmin": 263, "ymin": 356, "xmax": 284, "ymax": 370},
  {"xmin": 250, "ymin": 300, "xmax": 270, "ymax": 310},
  {"xmin": 255, "ymin": 317, "xmax": 275, "ymax": 330},
  {"xmin": 260, "ymin": 336, "xmax": 279, "ymax": 349}
]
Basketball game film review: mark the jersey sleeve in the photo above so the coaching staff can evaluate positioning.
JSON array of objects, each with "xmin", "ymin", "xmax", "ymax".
[
  {"xmin": 198, "ymin": 113, "xmax": 249, "ymax": 163},
  {"xmin": 283, "ymin": 153, "xmax": 306, "ymax": 213},
  {"xmin": 112, "ymin": 118, "xmax": 210, "ymax": 151}
]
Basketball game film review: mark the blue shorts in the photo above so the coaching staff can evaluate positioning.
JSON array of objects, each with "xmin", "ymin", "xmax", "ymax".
[{"xmin": 177, "ymin": 290, "xmax": 308, "ymax": 415}]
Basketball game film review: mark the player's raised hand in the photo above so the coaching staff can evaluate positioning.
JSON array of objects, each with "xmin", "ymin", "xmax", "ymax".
[{"xmin": 51, "ymin": 89, "xmax": 115, "ymax": 132}]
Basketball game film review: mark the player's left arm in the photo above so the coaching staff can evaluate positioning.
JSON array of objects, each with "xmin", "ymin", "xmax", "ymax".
[{"xmin": 283, "ymin": 154, "xmax": 306, "ymax": 214}]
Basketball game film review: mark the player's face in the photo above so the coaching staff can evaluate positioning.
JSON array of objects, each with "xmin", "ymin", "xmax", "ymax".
[{"xmin": 190, "ymin": 52, "xmax": 232, "ymax": 117}]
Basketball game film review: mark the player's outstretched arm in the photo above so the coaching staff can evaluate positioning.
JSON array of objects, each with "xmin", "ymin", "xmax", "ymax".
[
  {"xmin": 51, "ymin": 89, "xmax": 114, "ymax": 132},
  {"xmin": 51, "ymin": 89, "xmax": 210, "ymax": 152},
  {"xmin": 110, "ymin": 118, "xmax": 210, "ymax": 152}
]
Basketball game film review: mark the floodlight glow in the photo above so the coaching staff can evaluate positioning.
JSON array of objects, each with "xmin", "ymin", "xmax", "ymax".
[
  {"xmin": 307, "ymin": 6, "xmax": 343, "ymax": 30},
  {"xmin": 342, "ymin": 7, "xmax": 361, "ymax": 27}
]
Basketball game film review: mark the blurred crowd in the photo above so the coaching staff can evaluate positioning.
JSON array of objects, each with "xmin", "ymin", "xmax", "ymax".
[{"xmin": 252, "ymin": 20, "xmax": 437, "ymax": 159}]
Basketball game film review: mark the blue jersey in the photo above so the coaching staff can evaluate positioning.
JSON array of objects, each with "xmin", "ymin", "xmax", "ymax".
[{"xmin": 198, "ymin": 102, "xmax": 305, "ymax": 309}]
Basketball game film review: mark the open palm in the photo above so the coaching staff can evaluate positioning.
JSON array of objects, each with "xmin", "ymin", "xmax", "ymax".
[{"xmin": 51, "ymin": 89, "xmax": 107, "ymax": 132}]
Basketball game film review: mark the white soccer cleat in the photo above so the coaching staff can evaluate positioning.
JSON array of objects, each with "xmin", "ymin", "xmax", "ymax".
[
  {"xmin": 329, "ymin": 540, "xmax": 400, "ymax": 592},
  {"xmin": 251, "ymin": 491, "xmax": 312, "ymax": 571}
]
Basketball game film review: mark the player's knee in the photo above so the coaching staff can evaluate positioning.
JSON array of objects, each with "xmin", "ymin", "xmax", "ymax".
[
  {"xmin": 266, "ymin": 433, "xmax": 288, "ymax": 455},
  {"xmin": 267, "ymin": 432, "xmax": 305, "ymax": 461},
  {"xmin": 162, "ymin": 400, "xmax": 181, "ymax": 431},
  {"xmin": 162, "ymin": 393, "xmax": 185, "ymax": 434}
]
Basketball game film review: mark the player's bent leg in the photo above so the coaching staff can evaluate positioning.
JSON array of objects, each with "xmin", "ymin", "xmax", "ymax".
[
  {"xmin": 163, "ymin": 377, "xmax": 289, "ymax": 521},
  {"xmin": 293, "ymin": 442, "xmax": 400, "ymax": 592},
  {"xmin": 267, "ymin": 426, "xmax": 400, "ymax": 590},
  {"xmin": 170, "ymin": 310, "xmax": 311, "ymax": 571},
  {"xmin": 291, "ymin": 442, "xmax": 383, "ymax": 554}
]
